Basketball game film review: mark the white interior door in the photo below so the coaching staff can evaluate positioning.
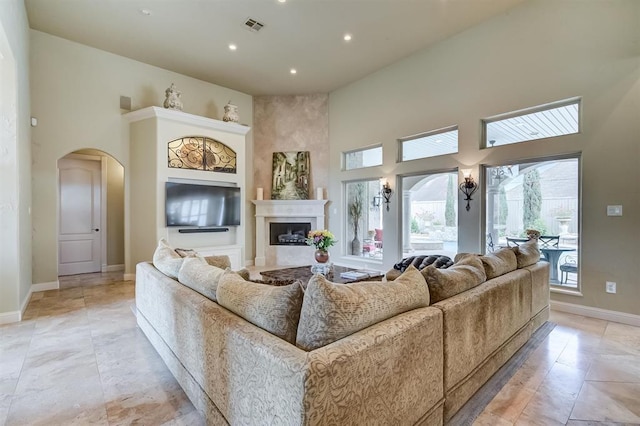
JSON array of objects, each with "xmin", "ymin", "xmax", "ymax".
[{"xmin": 58, "ymin": 158, "xmax": 101, "ymax": 276}]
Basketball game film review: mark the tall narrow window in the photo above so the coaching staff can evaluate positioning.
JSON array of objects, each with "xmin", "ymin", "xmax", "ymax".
[
  {"xmin": 400, "ymin": 172, "xmax": 459, "ymax": 259},
  {"xmin": 485, "ymin": 157, "xmax": 580, "ymax": 290},
  {"xmin": 345, "ymin": 180, "xmax": 384, "ymax": 259}
]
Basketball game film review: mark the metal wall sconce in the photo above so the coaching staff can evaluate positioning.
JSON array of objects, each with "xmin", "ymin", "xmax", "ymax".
[
  {"xmin": 371, "ymin": 178, "xmax": 393, "ymax": 211},
  {"xmin": 459, "ymin": 169, "xmax": 478, "ymax": 211}
]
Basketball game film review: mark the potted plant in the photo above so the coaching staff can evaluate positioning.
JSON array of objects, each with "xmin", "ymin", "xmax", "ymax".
[{"xmin": 349, "ymin": 192, "xmax": 363, "ymax": 255}]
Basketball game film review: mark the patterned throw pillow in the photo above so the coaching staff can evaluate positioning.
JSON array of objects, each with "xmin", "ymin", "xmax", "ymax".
[
  {"xmin": 203, "ymin": 255, "xmax": 231, "ymax": 269},
  {"xmin": 217, "ymin": 272, "xmax": 304, "ymax": 344},
  {"xmin": 422, "ymin": 255, "xmax": 487, "ymax": 303},
  {"xmin": 295, "ymin": 265, "xmax": 430, "ymax": 351},
  {"xmin": 152, "ymin": 238, "xmax": 184, "ymax": 279},
  {"xmin": 386, "ymin": 254, "xmax": 453, "ymax": 281},
  {"xmin": 177, "ymin": 256, "xmax": 227, "ymax": 301},
  {"xmin": 511, "ymin": 239, "xmax": 541, "ymax": 268},
  {"xmin": 480, "ymin": 248, "xmax": 518, "ymax": 279}
]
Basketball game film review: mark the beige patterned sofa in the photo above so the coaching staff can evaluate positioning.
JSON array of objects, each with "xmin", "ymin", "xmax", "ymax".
[{"xmin": 135, "ymin": 240, "xmax": 549, "ymax": 425}]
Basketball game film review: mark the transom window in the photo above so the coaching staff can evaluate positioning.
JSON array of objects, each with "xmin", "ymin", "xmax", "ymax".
[
  {"xmin": 344, "ymin": 146, "xmax": 382, "ymax": 170},
  {"xmin": 399, "ymin": 126, "xmax": 458, "ymax": 162},
  {"xmin": 483, "ymin": 98, "xmax": 580, "ymax": 148}
]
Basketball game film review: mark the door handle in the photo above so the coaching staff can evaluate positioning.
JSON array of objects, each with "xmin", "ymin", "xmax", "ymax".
[{"xmin": 94, "ymin": 229, "xmax": 100, "ymax": 232}]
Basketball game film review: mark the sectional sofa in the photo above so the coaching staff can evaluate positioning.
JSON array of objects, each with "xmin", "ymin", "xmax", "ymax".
[{"xmin": 135, "ymin": 240, "xmax": 549, "ymax": 425}]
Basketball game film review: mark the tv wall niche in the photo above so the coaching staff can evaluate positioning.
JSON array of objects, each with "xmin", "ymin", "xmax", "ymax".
[{"xmin": 125, "ymin": 106, "xmax": 251, "ymax": 271}]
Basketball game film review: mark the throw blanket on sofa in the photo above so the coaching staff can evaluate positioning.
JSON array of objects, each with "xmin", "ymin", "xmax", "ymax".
[{"xmin": 393, "ymin": 255, "xmax": 453, "ymax": 272}]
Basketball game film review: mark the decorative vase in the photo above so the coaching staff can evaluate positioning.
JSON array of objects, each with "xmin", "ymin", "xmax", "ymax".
[
  {"xmin": 314, "ymin": 249, "xmax": 329, "ymax": 264},
  {"xmin": 222, "ymin": 102, "xmax": 239, "ymax": 123},
  {"xmin": 163, "ymin": 83, "xmax": 183, "ymax": 111},
  {"xmin": 351, "ymin": 236, "xmax": 361, "ymax": 256}
]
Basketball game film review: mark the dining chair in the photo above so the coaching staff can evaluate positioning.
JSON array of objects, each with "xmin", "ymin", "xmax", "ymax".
[{"xmin": 560, "ymin": 254, "xmax": 578, "ymax": 283}]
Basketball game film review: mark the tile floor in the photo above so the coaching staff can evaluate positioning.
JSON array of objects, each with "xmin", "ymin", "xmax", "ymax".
[{"xmin": 1, "ymin": 272, "xmax": 639, "ymax": 425}]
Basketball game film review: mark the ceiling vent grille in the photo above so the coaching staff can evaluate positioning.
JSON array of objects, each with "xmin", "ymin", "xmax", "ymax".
[{"xmin": 244, "ymin": 18, "xmax": 264, "ymax": 32}]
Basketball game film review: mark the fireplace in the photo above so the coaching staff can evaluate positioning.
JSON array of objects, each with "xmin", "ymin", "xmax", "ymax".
[{"xmin": 270, "ymin": 222, "xmax": 311, "ymax": 246}]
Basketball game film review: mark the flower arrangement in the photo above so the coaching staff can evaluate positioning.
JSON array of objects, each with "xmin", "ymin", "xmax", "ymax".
[{"xmin": 305, "ymin": 229, "xmax": 336, "ymax": 251}]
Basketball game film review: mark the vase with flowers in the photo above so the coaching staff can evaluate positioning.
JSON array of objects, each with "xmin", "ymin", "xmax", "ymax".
[{"xmin": 306, "ymin": 229, "xmax": 336, "ymax": 263}]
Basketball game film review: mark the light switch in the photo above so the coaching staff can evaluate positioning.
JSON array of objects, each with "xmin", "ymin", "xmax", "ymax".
[{"xmin": 607, "ymin": 205, "xmax": 623, "ymax": 216}]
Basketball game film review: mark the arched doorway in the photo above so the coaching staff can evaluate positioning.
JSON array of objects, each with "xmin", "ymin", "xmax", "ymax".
[{"xmin": 57, "ymin": 149, "xmax": 125, "ymax": 277}]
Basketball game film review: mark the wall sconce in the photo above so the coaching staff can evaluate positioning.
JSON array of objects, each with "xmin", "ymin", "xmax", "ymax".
[
  {"xmin": 371, "ymin": 178, "xmax": 393, "ymax": 211},
  {"xmin": 458, "ymin": 169, "xmax": 478, "ymax": 211}
]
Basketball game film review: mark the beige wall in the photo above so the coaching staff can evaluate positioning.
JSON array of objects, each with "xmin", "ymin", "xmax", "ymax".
[
  {"xmin": 0, "ymin": 0, "xmax": 31, "ymax": 318},
  {"xmin": 328, "ymin": 0, "xmax": 640, "ymax": 315},
  {"xmin": 30, "ymin": 31, "xmax": 253, "ymax": 282}
]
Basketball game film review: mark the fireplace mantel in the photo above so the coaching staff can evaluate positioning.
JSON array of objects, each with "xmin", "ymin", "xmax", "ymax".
[{"xmin": 252, "ymin": 200, "xmax": 328, "ymax": 266}]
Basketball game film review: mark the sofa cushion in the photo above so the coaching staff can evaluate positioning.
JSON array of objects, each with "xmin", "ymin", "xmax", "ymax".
[
  {"xmin": 296, "ymin": 265, "xmax": 430, "ymax": 351},
  {"xmin": 152, "ymin": 238, "xmax": 185, "ymax": 279},
  {"xmin": 177, "ymin": 256, "xmax": 227, "ymax": 301},
  {"xmin": 217, "ymin": 272, "xmax": 304, "ymax": 344},
  {"xmin": 511, "ymin": 239, "xmax": 541, "ymax": 268},
  {"xmin": 422, "ymin": 255, "xmax": 487, "ymax": 303},
  {"xmin": 480, "ymin": 248, "xmax": 517, "ymax": 279}
]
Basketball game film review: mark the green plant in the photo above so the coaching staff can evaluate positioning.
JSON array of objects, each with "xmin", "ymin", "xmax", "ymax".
[
  {"xmin": 411, "ymin": 217, "xmax": 420, "ymax": 233},
  {"xmin": 523, "ymin": 169, "xmax": 542, "ymax": 230},
  {"xmin": 445, "ymin": 175, "xmax": 456, "ymax": 226},
  {"xmin": 498, "ymin": 186, "xmax": 508, "ymax": 225},
  {"xmin": 348, "ymin": 183, "xmax": 364, "ymax": 237}
]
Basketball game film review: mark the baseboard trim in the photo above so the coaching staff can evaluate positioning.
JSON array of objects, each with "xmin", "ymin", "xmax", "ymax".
[
  {"xmin": 124, "ymin": 273, "xmax": 136, "ymax": 281},
  {"xmin": 0, "ymin": 310, "xmax": 21, "ymax": 325},
  {"xmin": 551, "ymin": 301, "xmax": 640, "ymax": 327},
  {"xmin": 102, "ymin": 264, "xmax": 125, "ymax": 273},
  {"xmin": 31, "ymin": 281, "xmax": 60, "ymax": 292},
  {"xmin": 20, "ymin": 288, "xmax": 33, "ymax": 319}
]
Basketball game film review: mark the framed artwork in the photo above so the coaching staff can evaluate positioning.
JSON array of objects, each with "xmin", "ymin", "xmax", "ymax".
[{"xmin": 271, "ymin": 151, "xmax": 310, "ymax": 200}]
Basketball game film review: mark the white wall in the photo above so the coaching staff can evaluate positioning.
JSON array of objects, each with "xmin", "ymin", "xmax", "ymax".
[
  {"xmin": 329, "ymin": 0, "xmax": 640, "ymax": 315},
  {"xmin": 30, "ymin": 31, "xmax": 254, "ymax": 282},
  {"xmin": 0, "ymin": 0, "xmax": 32, "ymax": 322}
]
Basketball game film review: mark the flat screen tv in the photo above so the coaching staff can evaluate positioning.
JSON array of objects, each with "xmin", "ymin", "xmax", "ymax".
[{"xmin": 165, "ymin": 182, "xmax": 241, "ymax": 227}]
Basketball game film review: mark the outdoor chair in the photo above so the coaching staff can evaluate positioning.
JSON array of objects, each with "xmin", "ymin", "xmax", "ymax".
[{"xmin": 560, "ymin": 254, "xmax": 578, "ymax": 283}]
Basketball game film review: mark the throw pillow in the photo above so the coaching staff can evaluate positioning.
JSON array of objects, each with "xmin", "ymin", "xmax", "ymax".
[
  {"xmin": 423, "ymin": 255, "xmax": 486, "ymax": 303},
  {"xmin": 177, "ymin": 256, "xmax": 227, "ymax": 301},
  {"xmin": 152, "ymin": 238, "xmax": 184, "ymax": 279},
  {"xmin": 296, "ymin": 265, "xmax": 430, "ymax": 351},
  {"xmin": 204, "ymin": 255, "xmax": 231, "ymax": 269},
  {"xmin": 217, "ymin": 272, "xmax": 304, "ymax": 344},
  {"xmin": 480, "ymin": 247, "xmax": 518, "ymax": 279},
  {"xmin": 511, "ymin": 239, "xmax": 541, "ymax": 268}
]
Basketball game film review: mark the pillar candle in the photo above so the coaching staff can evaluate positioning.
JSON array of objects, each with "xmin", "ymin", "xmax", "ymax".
[
  {"xmin": 316, "ymin": 187, "xmax": 323, "ymax": 200},
  {"xmin": 256, "ymin": 188, "xmax": 264, "ymax": 200}
]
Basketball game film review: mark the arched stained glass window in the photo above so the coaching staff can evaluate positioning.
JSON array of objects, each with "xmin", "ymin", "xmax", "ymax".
[{"xmin": 168, "ymin": 136, "xmax": 236, "ymax": 174}]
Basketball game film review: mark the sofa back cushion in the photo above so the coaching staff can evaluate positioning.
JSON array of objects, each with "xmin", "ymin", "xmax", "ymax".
[
  {"xmin": 480, "ymin": 248, "xmax": 517, "ymax": 279},
  {"xmin": 511, "ymin": 239, "xmax": 541, "ymax": 268},
  {"xmin": 422, "ymin": 255, "xmax": 487, "ymax": 303},
  {"xmin": 177, "ymin": 256, "xmax": 227, "ymax": 301},
  {"xmin": 217, "ymin": 272, "xmax": 304, "ymax": 344},
  {"xmin": 296, "ymin": 265, "xmax": 429, "ymax": 351}
]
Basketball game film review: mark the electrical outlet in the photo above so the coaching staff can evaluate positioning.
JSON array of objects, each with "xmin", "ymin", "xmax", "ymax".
[{"xmin": 606, "ymin": 281, "xmax": 616, "ymax": 294}]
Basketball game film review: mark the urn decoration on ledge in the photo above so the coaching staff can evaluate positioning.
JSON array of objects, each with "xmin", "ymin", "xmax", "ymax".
[
  {"xmin": 222, "ymin": 101, "xmax": 239, "ymax": 123},
  {"xmin": 163, "ymin": 83, "xmax": 183, "ymax": 111}
]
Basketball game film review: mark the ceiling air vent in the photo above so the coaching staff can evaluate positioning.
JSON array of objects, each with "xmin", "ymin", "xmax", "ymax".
[{"xmin": 244, "ymin": 18, "xmax": 264, "ymax": 32}]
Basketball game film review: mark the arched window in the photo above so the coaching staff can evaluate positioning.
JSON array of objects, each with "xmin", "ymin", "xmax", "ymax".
[{"xmin": 168, "ymin": 136, "xmax": 236, "ymax": 174}]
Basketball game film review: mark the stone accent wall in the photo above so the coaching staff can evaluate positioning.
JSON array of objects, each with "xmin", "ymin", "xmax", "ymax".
[{"xmin": 253, "ymin": 95, "xmax": 329, "ymax": 200}]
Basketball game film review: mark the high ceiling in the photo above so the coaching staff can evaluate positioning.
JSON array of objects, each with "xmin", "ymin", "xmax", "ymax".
[{"xmin": 25, "ymin": 0, "xmax": 527, "ymax": 96}]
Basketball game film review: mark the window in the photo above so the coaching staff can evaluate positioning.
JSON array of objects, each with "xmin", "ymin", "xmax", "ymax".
[
  {"xmin": 344, "ymin": 146, "xmax": 382, "ymax": 170},
  {"xmin": 401, "ymin": 172, "xmax": 459, "ymax": 259},
  {"xmin": 400, "ymin": 127, "xmax": 458, "ymax": 161},
  {"xmin": 483, "ymin": 99, "xmax": 580, "ymax": 147},
  {"xmin": 345, "ymin": 180, "xmax": 384, "ymax": 259},
  {"xmin": 485, "ymin": 157, "xmax": 580, "ymax": 290}
]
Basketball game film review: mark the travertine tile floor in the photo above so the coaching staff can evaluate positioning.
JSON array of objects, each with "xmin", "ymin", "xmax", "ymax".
[{"xmin": 1, "ymin": 272, "xmax": 639, "ymax": 425}]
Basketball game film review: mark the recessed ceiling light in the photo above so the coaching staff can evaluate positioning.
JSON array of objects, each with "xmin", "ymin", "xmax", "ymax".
[
  {"xmin": 290, "ymin": 68, "xmax": 297, "ymax": 75},
  {"xmin": 229, "ymin": 44, "xmax": 237, "ymax": 51},
  {"xmin": 278, "ymin": 0, "xmax": 286, "ymax": 3},
  {"xmin": 139, "ymin": 8, "xmax": 152, "ymax": 16},
  {"xmin": 344, "ymin": 34, "xmax": 352, "ymax": 41}
]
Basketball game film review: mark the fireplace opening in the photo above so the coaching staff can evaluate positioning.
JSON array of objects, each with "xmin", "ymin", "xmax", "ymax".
[{"xmin": 270, "ymin": 222, "xmax": 311, "ymax": 246}]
